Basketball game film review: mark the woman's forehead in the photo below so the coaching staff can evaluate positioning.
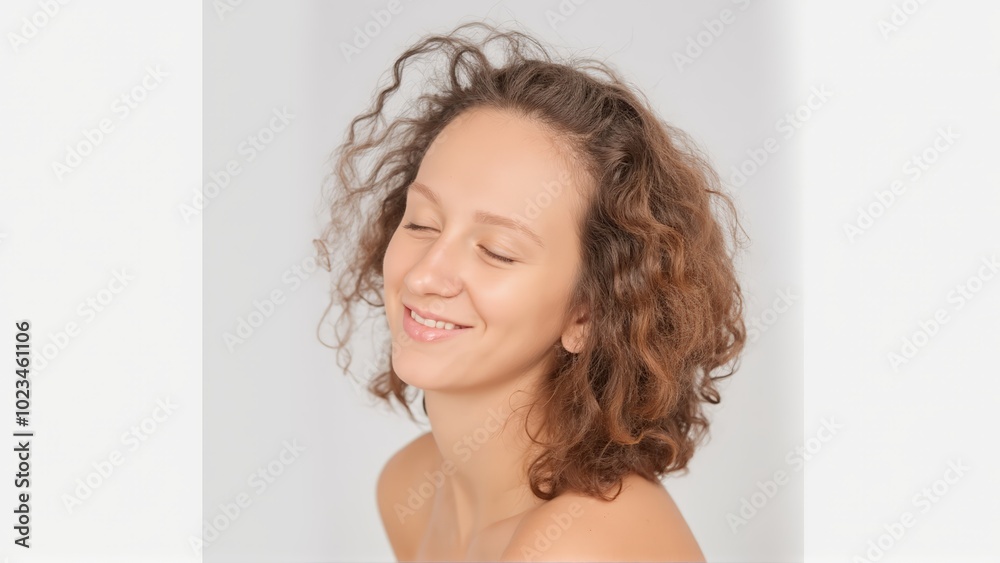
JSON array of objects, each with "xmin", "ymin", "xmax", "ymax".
[{"xmin": 417, "ymin": 108, "xmax": 586, "ymax": 219}]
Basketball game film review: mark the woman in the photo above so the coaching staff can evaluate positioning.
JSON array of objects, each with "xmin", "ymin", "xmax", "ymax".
[{"xmin": 317, "ymin": 21, "xmax": 746, "ymax": 562}]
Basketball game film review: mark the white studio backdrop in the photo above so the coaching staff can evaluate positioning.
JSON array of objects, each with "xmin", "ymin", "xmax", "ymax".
[
  {"xmin": 0, "ymin": 1, "xmax": 996, "ymax": 562},
  {"xmin": 801, "ymin": 2, "xmax": 1000, "ymax": 562},
  {"xmin": 0, "ymin": 1, "xmax": 202, "ymax": 562}
]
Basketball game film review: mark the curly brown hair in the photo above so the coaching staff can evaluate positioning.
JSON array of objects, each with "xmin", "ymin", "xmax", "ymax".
[{"xmin": 316, "ymin": 21, "xmax": 747, "ymax": 502}]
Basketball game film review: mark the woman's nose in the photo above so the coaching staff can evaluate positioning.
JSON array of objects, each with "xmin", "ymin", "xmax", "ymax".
[{"xmin": 403, "ymin": 235, "xmax": 464, "ymax": 298}]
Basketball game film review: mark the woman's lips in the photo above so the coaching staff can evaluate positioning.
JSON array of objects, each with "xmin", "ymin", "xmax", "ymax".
[{"xmin": 403, "ymin": 306, "xmax": 472, "ymax": 343}]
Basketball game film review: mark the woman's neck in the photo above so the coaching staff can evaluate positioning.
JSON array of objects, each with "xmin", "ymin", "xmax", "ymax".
[{"xmin": 423, "ymin": 371, "xmax": 548, "ymax": 543}]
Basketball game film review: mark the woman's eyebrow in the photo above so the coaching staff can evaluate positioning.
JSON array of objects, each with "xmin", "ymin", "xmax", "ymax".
[{"xmin": 408, "ymin": 181, "xmax": 545, "ymax": 249}]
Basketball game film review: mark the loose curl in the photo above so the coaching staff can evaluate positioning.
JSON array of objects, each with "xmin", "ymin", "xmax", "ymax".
[{"xmin": 316, "ymin": 21, "xmax": 747, "ymax": 502}]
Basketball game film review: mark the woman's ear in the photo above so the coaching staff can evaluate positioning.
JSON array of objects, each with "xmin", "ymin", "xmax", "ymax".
[{"xmin": 560, "ymin": 305, "xmax": 590, "ymax": 354}]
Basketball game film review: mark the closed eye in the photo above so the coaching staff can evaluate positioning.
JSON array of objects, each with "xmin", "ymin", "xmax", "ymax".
[
  {"xmin": 479, "ymin": 246, "xmax": 515, "ymax": 264},
  {"xmin": 401, "ymin": 222, "xmax": 515, "ymax": 264}
]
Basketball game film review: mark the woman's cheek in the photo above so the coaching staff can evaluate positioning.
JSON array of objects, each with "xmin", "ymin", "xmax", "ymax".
[{"xmin": 382, "ymin": 234, "xmax": 405, "ymax": 286}]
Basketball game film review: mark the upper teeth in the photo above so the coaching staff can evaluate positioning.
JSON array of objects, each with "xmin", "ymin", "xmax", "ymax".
[{"xmin": 410, "ymin": 309, "xmax": 460, "ymax": 330}]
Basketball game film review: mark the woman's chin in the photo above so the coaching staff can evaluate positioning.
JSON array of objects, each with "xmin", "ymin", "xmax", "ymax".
[{"xmin": 392, "ymin": 362, "xmax": 440, "ymax": 390}]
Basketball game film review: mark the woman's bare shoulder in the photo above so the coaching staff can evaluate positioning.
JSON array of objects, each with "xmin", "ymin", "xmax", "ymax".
[
  {"xmin": 376, "ymin": 431, "xmax": 441, "ymax": 561},
  {"xmin": 499, "ymin": 474, "xmax": 705, "ymax": 562}
]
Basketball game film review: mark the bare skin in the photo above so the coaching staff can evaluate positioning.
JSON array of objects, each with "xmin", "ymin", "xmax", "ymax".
[
  {"xmin": 377, "ymin": 107, "xmax": 706, "ymax": 561},
  {"xmin": 377, "ymin": 432, "xmax": 705, "ymax": 562}
]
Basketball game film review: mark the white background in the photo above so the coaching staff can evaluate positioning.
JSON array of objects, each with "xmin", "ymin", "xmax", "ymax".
[
  {"xmin": 0, "ymin": 2, "xmax": 201, "ymax": 562},
  {"xmin": 0, "ymin": 1, "xmax": 997, "ymax": 562}
]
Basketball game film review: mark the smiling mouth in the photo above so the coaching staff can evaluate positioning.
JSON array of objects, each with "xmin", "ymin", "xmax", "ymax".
[{"xmin": 407, "ymin": 307, "xmax": 469, "ymax": 331}]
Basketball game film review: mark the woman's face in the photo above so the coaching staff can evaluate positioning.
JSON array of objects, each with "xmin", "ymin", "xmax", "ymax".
[{"xmin": 382, "ymin": 106, "xmax": 589, "ymax": 393}]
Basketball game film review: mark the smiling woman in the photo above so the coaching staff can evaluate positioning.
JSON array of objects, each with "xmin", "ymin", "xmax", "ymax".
[{"xmin": 316, "ymin": 21, "xmax": 747, "ymax": 562}]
